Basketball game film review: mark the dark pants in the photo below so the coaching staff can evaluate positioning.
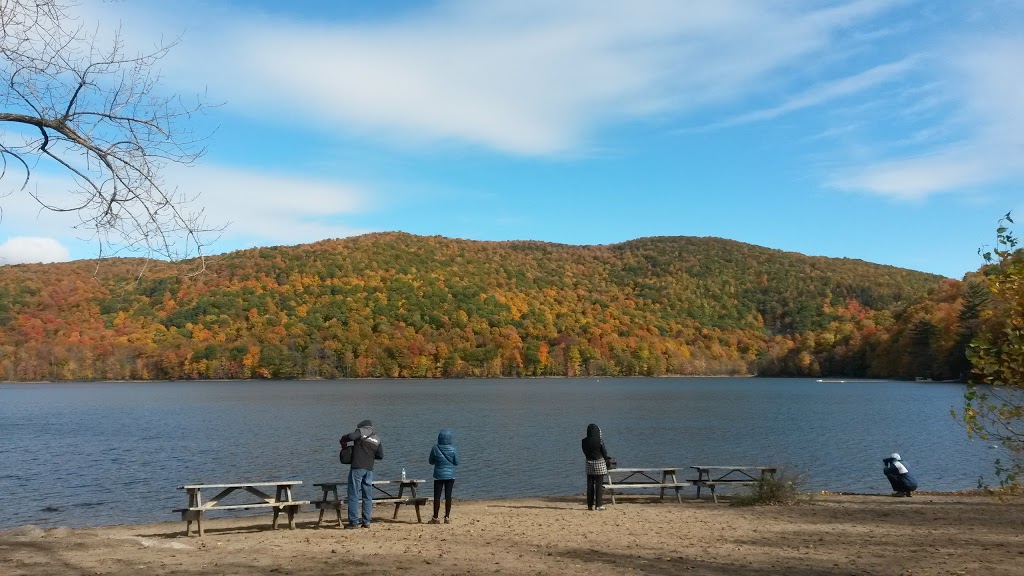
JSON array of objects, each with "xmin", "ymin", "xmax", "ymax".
[
  {"xmin": 587, "ymin": 474, "xmax": 604, "ymax": 509},
  {"xmin": 884, "ymin": 470, "xmax": 917, "ymax": 494},
  {"xmin": 433, "ymin": 479, "xmax": 455, "ymax": 518}
]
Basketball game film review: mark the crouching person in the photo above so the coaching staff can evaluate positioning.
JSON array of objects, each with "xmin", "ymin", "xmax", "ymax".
[{"xmin": 883, "ymin": 453, "xmax": 917, "ymax": 497}]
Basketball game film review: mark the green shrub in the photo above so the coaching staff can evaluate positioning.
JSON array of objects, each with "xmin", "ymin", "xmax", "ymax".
[{"xmin": 731, "ymin": 470, "xmax": 806, "ymax": 506}]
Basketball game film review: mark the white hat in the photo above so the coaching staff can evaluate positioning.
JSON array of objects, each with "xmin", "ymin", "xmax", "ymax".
[{"xmin": 890, "ymin": 453, "xmax": 901, "ymax": 461}]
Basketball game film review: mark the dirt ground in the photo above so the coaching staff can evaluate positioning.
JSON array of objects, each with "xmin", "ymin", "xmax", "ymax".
[{"xmin": 2, "ymin": 492, "xmax": 1022, "ymax": 576}]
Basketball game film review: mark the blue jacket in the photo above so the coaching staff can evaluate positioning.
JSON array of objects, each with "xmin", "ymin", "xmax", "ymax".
[{"xmin": 428, "ymin": 429, "xmax": 459, "ymax": 480}]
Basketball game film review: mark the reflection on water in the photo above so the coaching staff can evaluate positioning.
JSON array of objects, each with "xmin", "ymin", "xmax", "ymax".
[{"xmin": 0, "ymin": 378, "xmax": 999, "ymax": 528}]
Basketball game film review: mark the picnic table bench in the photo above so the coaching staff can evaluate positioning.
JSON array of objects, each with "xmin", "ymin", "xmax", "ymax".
[
  {"xmin": 173, "ymin": 481, "xmax": 309, "ymax": 536},
  {"xmin": 689, "ymin": 466, "xmax": 778, "ymax": 503},
  {"xmin": 602, "ymin": 467, "xmax": 691, "ymax": 504},
  {"xmin": 312, "ymin": 479, "xmax": 429, "ymax": 527}
]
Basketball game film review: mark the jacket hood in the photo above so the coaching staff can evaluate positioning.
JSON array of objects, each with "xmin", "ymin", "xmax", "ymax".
[
  {"xmin": 437, "ymin": 429, "xmax": 453, "ymax": 445},
  {"xmin": 586, "ymin": 423, "xmax": 601, "ymax": 440},
  {"xmin": 356, "ymin": 420, "xmax": 375, "ymax": 439}
]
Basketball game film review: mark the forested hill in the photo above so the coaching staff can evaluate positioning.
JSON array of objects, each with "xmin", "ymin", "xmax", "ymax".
[{"xmin": 0, "ymin": 232, "xmax": 950, "ymax": 381}]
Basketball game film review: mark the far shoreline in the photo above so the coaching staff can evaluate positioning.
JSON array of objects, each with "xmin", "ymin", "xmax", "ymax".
[{"xmin": 2, "ymin": 374, "xmax": 934, "ymax": 385}]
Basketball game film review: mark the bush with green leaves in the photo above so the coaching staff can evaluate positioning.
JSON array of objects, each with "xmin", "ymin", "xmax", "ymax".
[
  {"xmin": 731, "ymin": 470, "xmax": 806, "ymax": 506},
  {"xmin": 963, "ymin": 213, "xmax": 1024, "ymax": 488}
]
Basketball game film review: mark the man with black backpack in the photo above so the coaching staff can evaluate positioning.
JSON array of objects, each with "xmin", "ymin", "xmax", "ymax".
[{"xmin": 340, "ymin": 419, "xmax": 384, "ymax": 528}]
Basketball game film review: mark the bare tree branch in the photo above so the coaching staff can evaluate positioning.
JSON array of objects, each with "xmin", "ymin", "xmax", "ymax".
[{"xmin": 1, "ymin": 0, "xmax": 219, "ymax": 269}]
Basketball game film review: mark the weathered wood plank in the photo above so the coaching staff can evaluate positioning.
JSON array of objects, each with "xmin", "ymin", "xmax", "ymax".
[
  {"xmin": 183, "ymin": 501, "xmax": 308, "ymax": 511},
  {"xmin": 610, "ymin": 468, "xmax": 679, "ymax": 473},
  {"xmin": 690, "ymin": 466, "xmax": 776, "ymax": 471},
  {"xmin": 313, "ymin": 497, "xmax": 425, "ymax": 506},
  {"xmin": 382, "ymin": 497, "xmax": 429, "ymax": 505},
  {"xmin": 603, "ymin": 482, "xmax": 691, "ymax": 489},
  {"xmin": 313, "ymin": 480, "xmax": 427, "ymax": 488},
  {"xmin": 179, "ymin": 481, "xmax": 302, "ymax": 489}
]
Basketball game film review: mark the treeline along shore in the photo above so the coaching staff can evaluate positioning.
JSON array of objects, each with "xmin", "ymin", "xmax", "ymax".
[{"xmin": 0, "ymin": 233, "xmax": 987, "ymax": 382}]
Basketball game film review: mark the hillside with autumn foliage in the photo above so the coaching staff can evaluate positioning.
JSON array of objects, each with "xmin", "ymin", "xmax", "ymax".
[{"xmin": 0, "ymin": 233, "xmax": 962, "ymax": 381}]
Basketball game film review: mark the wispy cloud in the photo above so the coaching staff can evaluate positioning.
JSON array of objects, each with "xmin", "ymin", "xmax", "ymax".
[
  {"xmin": 831, "ymin": 146, "xmax": 992, "ymax": 200},
  {"xmin": 163, "ymin": 164, "xmax": 374, "ymax": 250},
  {"xmin": 704, "ymin": 58, "xmax": 916, "ymax": 130},
  {"xmin": 91, "ymin": 0, "xmax": 900, "ymax": 156},
  {"xmin": 69, "ymin": 1, "xmax": 1023, "ymax": 206},
  {"xmin": 832, "ymin": 37, "xmax": 1024, "ymax": 199},
  {"xmin": 0, "ymin": 170, "xmax": 94, "ymax": 241},
  {"xmin": 0, "ymin": 163, "xmax": 376, "ymax": 258}
]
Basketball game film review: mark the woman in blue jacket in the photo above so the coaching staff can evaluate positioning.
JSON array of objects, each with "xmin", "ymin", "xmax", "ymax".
[{"xmin": 428, "ymin": 428, "xmax": 459, "ymax": 524}]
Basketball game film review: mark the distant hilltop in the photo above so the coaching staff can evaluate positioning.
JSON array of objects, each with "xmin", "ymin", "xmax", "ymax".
[{"xmin": 0, "ymin": 232, "xmax": 972, "ymax": 382}]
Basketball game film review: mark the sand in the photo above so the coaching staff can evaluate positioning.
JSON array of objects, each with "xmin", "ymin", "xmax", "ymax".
[{"xmin": 2, "ymin": 492, "xmax": 1022, "ymax": 576}]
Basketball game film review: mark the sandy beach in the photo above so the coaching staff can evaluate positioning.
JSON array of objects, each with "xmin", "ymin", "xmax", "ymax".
[{"xmin": 2, "ymin": 492, "xmax": 1022, "ymax": 576}]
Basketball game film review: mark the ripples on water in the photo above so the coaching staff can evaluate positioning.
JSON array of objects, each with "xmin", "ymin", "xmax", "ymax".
[{"xmin": 0, "ymin": 378, "xmax": 1001, "ymax": 528}]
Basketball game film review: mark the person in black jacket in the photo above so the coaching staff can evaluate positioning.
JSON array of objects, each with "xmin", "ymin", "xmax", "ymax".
[
  {"xmin": 582, "ymin": 423, "xmax": 609, "ymax": 511},
  {"xmin": 341, "ymin": 419, "xmax": 383, "ymax": 528}
]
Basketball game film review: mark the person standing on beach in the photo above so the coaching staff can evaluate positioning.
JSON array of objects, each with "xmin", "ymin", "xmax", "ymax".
[
  {"xmin": 883, "ymin": 453, "xmax": 917, "ymax": 497},
  {"xmin": 427, "ymin": 428, "xmax": 460, "ymax": 524},
  {"xmin": 341, "ymin": 419, "xmax": 383, "ymax": 528},
  {"xmin": 582, "ymin": 423, "xmax": 609, "ymax": 511}
]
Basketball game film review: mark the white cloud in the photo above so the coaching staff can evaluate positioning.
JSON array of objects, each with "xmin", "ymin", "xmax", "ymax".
[
  {"xmin": 0, "ymin": 171, "xmax": 94, "ymax": 240},
  {"xmin": 163, "ymin": 164, "xmax": 373, "ymax": 249},
  {"xmin": 832, "ymin": 37, "xmax": 1024, "ymax": 198},
  {"xmin": 0, "ymin": 162, "xmax": 377, "ymax": 259},
  {"xmin": 714, "ymin": 58, "xmax": 916, "ymax": 128},
  {"xmin": 0, "ymin": 237, "xmax": 71, "ymax": 265},
  {"xmin": 85, "ymin": 0, "xmax": 901, "ymax": 156},
  {"xmin": 831, "ymin": 146, "xmax": 991, "ymax": 200}
]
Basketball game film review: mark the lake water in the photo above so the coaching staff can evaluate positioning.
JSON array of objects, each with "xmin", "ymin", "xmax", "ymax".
[{"xmin": 0, "ymin": 377, "xmax": 1001, "ymax": 529}]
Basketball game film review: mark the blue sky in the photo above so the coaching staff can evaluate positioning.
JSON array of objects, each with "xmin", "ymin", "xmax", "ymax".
[{"xmin": 1, "ymin": 0, "xmax": 1023, "ymax": 278}]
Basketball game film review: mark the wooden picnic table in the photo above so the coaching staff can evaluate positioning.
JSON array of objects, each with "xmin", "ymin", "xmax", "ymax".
[
  {"xmin": 174, "ymin": 481, "xmax": 309, "ymax": 536},
  {"xmin": 602, "ymin": 467, "xmax": 691, "ymax": 504},
  {"xmin": 689, "ymin": 465, "xmax": 778, "ymax": 503},
  {"xmin": 312, "ymin": 479, "xmax": 429, "ymax": 526}
]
